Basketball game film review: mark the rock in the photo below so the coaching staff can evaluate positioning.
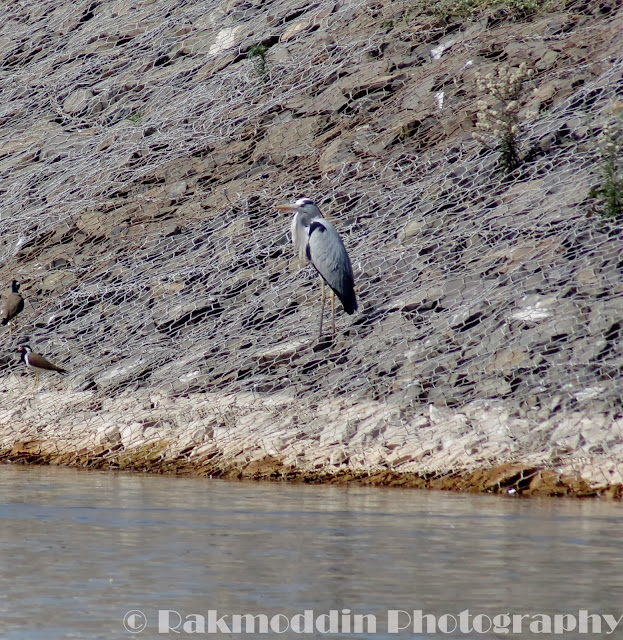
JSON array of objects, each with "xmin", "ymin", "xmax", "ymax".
[
  {"xmin": 167, "ymin": 180, "xmax": 187, "ymax": 201},
  {"xmin": 63, "ymin": 88, "xmax": 95, "ymax": 115},
  {"xmin": 96, "ymin": 424, "xmax": 122, "ymax": 445},
  {"xmin": 511, "ymin": 294, "xmax": 558, "ymax": 324},
  {"xmin": 319, "ymin": 420, "xmax": 357, "ymax": 446},
  {"xmin": 153, "ymin": 298, "xmax": 224, "ymax": 334},
  {"xmin": 253, "ymin": 341, "xmax": 307, "ymax": 367},
  {"xmin": 536, "ymin": 49, "xmax": 560, "ymax": 71},
  {"xmin": 252, "ymin": 116, "xmax": 326, "ymax": 165},
  {"xmin": 398, "ymin": 219, "xmax": 425, "ymax": 244},
  {"xmin": 209, "ymin": 26, "xmax": 248, "ymax": 56},
  {"xmin": 312, "ymin": 85, "xmax": 349, "ymax": 113},
  {"xmin": 41, "ymin": 271, "xmax": 76, "ymax": 292},
  {"xmin": 318, "ymin": 136, "xmax": 357, "ymax": 173},
  {"xmin": 475, "ymin": 377, "xmax": 512, "ymax": 397},
  {"xmin": 281, "ymin": 21, "xmax": 311, "ymax": 42},
  {"xmin": 39, "ymin": 130, "xmax": 91, "ymax": 162},
  {"xmin": 94, "ymin": 356, "xmax": 153, "ymax": 392},
  {"xmin": 487, "ymin": 348, "xmax": 529, "ymax": 373},
  {"xmin": 120, "ymin": 422, "xmax": 146, "ymax": 448},
  {"xmin": 150, "ymin": 280, "xmax": 185, "ymax": 300},
  {"xmin": 329, "ymin": 447, "xmax": 348, "ymax": 465}
]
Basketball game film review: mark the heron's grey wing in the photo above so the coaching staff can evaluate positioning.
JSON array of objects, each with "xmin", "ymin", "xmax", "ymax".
[
  {"xmin": 307, "ymin": 219, "xmax": 357, "ymax": 314},
  {"xmin": 291, "ymin": 211, "xmax": 310, "ymax": 262}
]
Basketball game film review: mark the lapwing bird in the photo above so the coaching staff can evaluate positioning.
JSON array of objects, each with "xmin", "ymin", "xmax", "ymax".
[
  {"xmin": 276, "ymin": 197, "xmax": 357, "ymax": 337},
  {"xmin": 1, "ymin": 280, "xmax": 24, "ymax": 335},
  {"xmin": 17, "ymin": 345, "xmax": 66, "ymax": 389}
]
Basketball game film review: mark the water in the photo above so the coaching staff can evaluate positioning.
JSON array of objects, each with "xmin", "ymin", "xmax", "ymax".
[{"xmin": 1, "ymin": 464, "xmax": 622, "ymax": 639}]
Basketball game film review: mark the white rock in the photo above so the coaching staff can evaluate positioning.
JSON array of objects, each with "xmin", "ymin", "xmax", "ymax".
[
  {"xmin": 120, "ymin": 422, "xmax": 146, "ymax": 448},
  {"xmin": 209, "ymin": 26, "xmax": 246, "ymax": 55},
  {"xmin": 319, "ymin": 420, "xmax": 357, "ymax": 446},
  {"xmin": 96, "ymin": 424, "xmax": 121, "ymax": 445},
  {"xmin": 329, "ymin": 448, "xmax": 347, "ymax": 465},
  {"xmin": 63, "ymin": 88, "xmax": 94, "ymax": 114}
]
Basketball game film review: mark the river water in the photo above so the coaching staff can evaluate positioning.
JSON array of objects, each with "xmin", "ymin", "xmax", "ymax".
[{"xmin": 1, "ymin": 464, "xmax": 622, "ymax": 639}]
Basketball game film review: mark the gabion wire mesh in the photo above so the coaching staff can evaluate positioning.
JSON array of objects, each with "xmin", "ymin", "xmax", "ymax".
[{"xmin": 0, "ymin": 0, "xmax": 622, "ymax": 491}]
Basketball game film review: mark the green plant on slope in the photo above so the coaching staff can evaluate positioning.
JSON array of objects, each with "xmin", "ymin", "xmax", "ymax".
[
  {"xmin": 589, "ymin": 108, "xmax": 623, "ymax": 219},
  {"xmin": 473, "ymin": 62, "xmax": 533, "ymax": 174},
  {"xmin": 127, "ymin": 111, "xmax": 144, "ymax": 125},
  {"xmin": 248, "ymin": 44, "xmax": 268, "ymax": 79},
  {"xmin": 506, "ymin": 0, "xmax": 543, "ymax": 18},
  {"xmin": 419, "ymin": 0, "xmax": 548, "ymax": 20}
]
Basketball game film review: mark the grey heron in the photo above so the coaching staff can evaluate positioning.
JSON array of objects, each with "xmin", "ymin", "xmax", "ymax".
[{"xmin": 276, "ymin": 197, "xmax": 357, "ymax": 337}]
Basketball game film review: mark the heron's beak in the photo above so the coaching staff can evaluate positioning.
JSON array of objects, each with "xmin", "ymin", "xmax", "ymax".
[{"xmin": 275, "ymin": 204, "xmax": 298, "ymax": 211}]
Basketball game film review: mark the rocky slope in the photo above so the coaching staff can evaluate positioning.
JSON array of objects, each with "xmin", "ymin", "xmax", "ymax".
[{"xmin": 0, "ymin": 0, "xmax": 622, "ymax": 497}]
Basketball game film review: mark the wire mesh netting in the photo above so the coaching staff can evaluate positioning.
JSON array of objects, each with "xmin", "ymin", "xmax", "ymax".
[{"xmin": 0, "ymin": 0, "xmax": 622, "ymax": 493}]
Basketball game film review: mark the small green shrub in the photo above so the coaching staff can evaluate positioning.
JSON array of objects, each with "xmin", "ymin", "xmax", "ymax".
[
  {"xmin": 418, "ymin": 0, "xmax": 549, "ymax": 20},
  {"xmin": 248, "ymin": 44, "xmax": 268, "ymax": 79},
  {"xmin": 506, "ymin": 0, "xmax": 542, "ymax": 18},
  {"xmin": 473, "ymin": 62, "xmax": 533, "ymax": 174},
  {"xmin": 589, "ymin": 108, "xmax": 623, "ymax": 219},
  {"xmin": 127, "ymin": 111, "xmax": 144, "ymax": 125}
]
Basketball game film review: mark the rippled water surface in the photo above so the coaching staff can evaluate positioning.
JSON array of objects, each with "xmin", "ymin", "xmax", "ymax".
[{"xmin": 1, "ymin": 464, "xmax": 622, "ymax": 639}]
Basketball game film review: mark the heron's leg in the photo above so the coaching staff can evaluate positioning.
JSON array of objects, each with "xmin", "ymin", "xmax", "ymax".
[
  {"xmin": 318, "ymin": 278, "xmax": 325, "ymax": 337},
  {"xmin": 33, "ymin": 371, "xmax": 39, "ymax": 390},
  {"xmin": 331, "ymin": 290, "xmax": 336, "ymax": 336}
]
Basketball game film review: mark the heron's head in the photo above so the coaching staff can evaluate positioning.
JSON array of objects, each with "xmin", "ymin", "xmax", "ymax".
[
  {"xmin": 11, "ymin": 280, "xmax": 20, "ymax": 292},
  {"xmin": 17, "ymin": 345, "xmax": 32, "ymax": 354},
  {"xmin": 275, "ymin": 197, "xmax": 321, "ymax": 217},
  {"xmin": 276, "ymin": 198, "xmax": 323, "ymax": 257}
]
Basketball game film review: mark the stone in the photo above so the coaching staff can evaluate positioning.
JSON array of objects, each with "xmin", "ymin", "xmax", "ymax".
[
  {"xmin": 536, "ymin": 49, "xmax": 560, "ymax": 71},
  {"xmin": 96, "ymin": 424, "xmax": 122, "ymax": 445},
  {"xmin": 39, "ymin": 130, "xmax": 91, "ymax": 162},
  {"xmin": 475, "ymin": 377, "xmax": 512, "ymax": 398},
  {"xmin": 63, "ymin": 88, "xmax": 94, "ymax": 115},
  {"xmin": 319, "ymin": 420, "xmax": 358, "ymax": 446},
  {"xmin": 398, "ymin": 219, "xmax": 425, "ymax": 244},
  {"xmin": 153, "ymin": 298, "xmax": 223, "ymax": 334},
  {"xmin": 252, "ymin": 116, "xmax": 325, "ymax": 165},
  {"xmin": 312, "ymin": 85, "xmax": 349, "ymax": 113},
  {"xmin": 318, "ymin": 136, "xmax": 357, "ymax": 173},
  {"xmin": 120, "ymin": 422, "xmax": 146, "ymax": 448},
  {"xmin": 487, "ymin": 348, "xmax": 529, "ymax": 373},
  {"xmin": 167, "ymin": 180, "xmax": 187, "ymax": 200},
  {"xmin": 209, "ymin": 26, "xmax": 248, "ymax": 56},
  {"xmin": 281, "ymin": 21, "xmax": 311, "ymax": 42},
  {"xmin": 94, "ymin": 357, "xmax": 153, "ymax": 392},
  {"xmin": 253, "ymin": 341, "xmax": 307, "ymax": 366},
  {"xmin": 41, "ymin": 271, "xmax": 76, "ymax": 292},
  {"xmin": 329, "ymin": 448, "xmax": 347, "ymax": 465}
]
